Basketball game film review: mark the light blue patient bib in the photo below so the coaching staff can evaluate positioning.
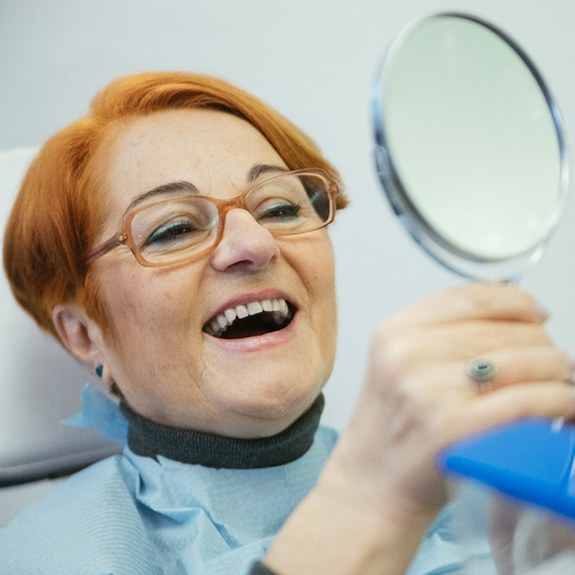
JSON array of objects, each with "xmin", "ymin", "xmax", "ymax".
[{"xmin": 0, "ymin": 384, "xmax": 478, "ymax": 574}]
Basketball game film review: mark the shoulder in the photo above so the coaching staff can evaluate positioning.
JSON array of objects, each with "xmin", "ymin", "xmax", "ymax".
[
  {"xmin": 0, "ymin": 455, "xmax": 160, "ymax": 574},
  {"xmin": 10, "ymin": 454, "xmax": 136, "ymax": 522}
]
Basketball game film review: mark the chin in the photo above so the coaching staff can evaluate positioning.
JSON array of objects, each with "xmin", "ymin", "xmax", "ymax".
[{"xmin": 226, "ymin": 383, "xmax": 322, "ymax": 434}]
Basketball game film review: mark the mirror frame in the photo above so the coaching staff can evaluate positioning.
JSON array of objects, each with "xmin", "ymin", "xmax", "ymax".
[{"xmin": 372, "ymin": 12, "xmax": 570, "ymax": 281}]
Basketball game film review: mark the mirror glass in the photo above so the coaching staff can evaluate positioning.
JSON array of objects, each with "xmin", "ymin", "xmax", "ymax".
[{"xmin": 372, "ymin": 12, "xmax": 568, "ymax": 281}]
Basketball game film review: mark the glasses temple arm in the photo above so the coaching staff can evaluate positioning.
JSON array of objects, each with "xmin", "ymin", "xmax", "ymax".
[{"xmin": 84, "ymin": 234, "xmax": 125, "ymax": 265}]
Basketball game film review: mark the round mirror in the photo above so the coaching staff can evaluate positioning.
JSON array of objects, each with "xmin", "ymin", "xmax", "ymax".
[
  {"xmin": 371, "ymin": 11, "xmax": 575, "ymax": 529},
  {"xmin": 372, "ymin": 12, "xmax": 569, "ymax": 281}
]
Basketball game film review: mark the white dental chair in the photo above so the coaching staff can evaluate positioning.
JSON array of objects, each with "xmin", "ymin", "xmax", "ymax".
[{"xmin": 0, "ymin": 147, "xmax": 120, "ymax": 524}]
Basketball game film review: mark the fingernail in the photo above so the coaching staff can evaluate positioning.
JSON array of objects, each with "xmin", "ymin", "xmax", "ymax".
[
  {"xmin": 535, "ymin": 301, "xmax": 550, "ymax": 321},
  {"xmin": 563, "ymin": 351, "xmax": 575, "ymax": 376}
]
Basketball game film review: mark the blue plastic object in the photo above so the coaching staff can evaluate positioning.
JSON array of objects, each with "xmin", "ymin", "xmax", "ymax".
[{"xmin": 439, "ymin": 419, "xmax": 575, "ymax": 520}]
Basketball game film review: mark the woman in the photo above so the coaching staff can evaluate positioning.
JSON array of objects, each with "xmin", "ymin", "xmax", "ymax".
[{"xmin": 3, "ymin": 71, "xmax": 574, "ymax": 575}]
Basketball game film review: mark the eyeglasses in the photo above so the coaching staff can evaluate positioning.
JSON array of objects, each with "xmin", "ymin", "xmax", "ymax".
[{"xmin": 84, "ymin": 168, "xmax": 339, "ymax": 267}]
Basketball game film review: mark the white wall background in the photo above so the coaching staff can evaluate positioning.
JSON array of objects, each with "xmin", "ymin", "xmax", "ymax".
[{"xmin": 2, "ymin": 0, "xmax": 575, "ymax": 523}]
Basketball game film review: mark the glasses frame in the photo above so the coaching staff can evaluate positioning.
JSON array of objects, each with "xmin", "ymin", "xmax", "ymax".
[{"xmin": 84, "ymin": 168, "xmax": 339, "ymax": 268}]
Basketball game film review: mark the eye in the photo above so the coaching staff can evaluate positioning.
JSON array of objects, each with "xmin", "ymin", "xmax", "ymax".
[
  {"xmin": 145, "ymin": 219, "xmax": 200, "ymax": 246},
  {"xmin": 255, "ymin": 200, "xmax": 303, "ymax": 221},
  {"xmin": 132, "ymin": 197, "xmax": 218, "ymax": 255}
]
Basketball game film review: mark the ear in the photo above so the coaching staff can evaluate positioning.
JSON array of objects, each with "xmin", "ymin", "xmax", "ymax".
[{"xmin": 51, "ymin": 303, "xmax": 106, "ymax": 370}]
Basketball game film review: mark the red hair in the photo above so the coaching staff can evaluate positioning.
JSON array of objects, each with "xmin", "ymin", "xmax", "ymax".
[{"xmin": 3, "ymin": 72, "xmax": 347, "ymax": 341}]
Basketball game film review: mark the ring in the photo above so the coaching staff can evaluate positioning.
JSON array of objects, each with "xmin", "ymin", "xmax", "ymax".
[{"xmin": 466, "ymin": 358, "xmax": 498, "ymax": 388}]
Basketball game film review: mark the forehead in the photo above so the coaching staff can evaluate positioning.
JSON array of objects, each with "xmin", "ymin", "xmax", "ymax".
[{"xmin": 100, "ymin": 108, "xmax": 286, "ymax": 204}]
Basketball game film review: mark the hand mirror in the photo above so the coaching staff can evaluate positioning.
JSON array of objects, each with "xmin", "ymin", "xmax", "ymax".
[
  {"xmin": 372, "ymin": 12, "xmax": 575, "ymax": 522},
  {"xmin": 373, "ymin": 11, "xmax": 568, "ymax": 282}
]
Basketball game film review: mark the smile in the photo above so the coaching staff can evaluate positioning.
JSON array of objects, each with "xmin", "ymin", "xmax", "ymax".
[{"xmin": 203, "ymin": 298, "xmax": 296, "ymax": 339}]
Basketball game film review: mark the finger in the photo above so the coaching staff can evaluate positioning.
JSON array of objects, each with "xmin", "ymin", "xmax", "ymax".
[
  {"xmin": 386, "ymin": 283, "xmax": 547, "ymax": 328},
  {"xmin": 466, "ymin": 347, "xmax": 574, "ymax": 390},
  {"xmin": 381, "ymin": 323, "xmax": 554, "ymax": 377},
  {"xmin": 390, "ymin": 348, "xmax": 573, "ymax": 411},
  {"xmin": 421, "ymin": 321, "xmax": 551, "ymax": 360},
  {"xmin": 442, "ymin": 382, "xmax": 575, "ymax": 442}
]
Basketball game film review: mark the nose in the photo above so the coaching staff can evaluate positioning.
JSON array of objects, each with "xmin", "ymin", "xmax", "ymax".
[{"xmin": 210, "ymin": 209, "xmax": 279, "ymax": 272}]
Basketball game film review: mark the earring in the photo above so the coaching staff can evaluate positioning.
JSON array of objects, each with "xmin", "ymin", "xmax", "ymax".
[{"xmin": 95, "ymin": 364, "xmax": 104, "ymax": 378}]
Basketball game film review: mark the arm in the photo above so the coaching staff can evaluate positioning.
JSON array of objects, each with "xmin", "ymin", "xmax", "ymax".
[{"xmin": 260, "ymin": 283, "xmax": 575, "ymax": 574}]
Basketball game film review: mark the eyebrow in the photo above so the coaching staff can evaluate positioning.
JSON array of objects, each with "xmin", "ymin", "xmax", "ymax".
[
  {"xmin": 247, "ymin": 163, "xmax": 290, "ymax": 182},
  {"xmin": 124, "ymin": 163, "xmax": 290, "ymax": 214},
  {"xmin": 125, "ymin": 180, "xmax": 199, "ymax": 213}
]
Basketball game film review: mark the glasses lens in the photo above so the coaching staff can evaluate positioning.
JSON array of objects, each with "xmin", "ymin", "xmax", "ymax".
[
  {"xmin": 246, "ymin": 173, "xmax": 333, "ymax": 235},
  {"xmin": 131, "ymin": 197, "xmax": 219, "ymax": 264}
]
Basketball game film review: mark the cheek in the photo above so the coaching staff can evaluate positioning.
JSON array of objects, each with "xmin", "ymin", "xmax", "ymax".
[
  {"xmin": 314, "ymin": 237, "xmax": 337, "ymax": 303},
  {"xmin": 317, "ymin": 241, "xmax": 338, "ymax": 350},
  {"xmin": 301, "ymin": 236, "xmax": 337, "ymax": 335},
  {"xmin": 97, "ymin": 267, "xmax": 188, "ymax": 345},
  {"xmin": 309, "ymin": 255, "xmax": 338, "ymax": 381},
  {"xmin": 102, "ymin": 280, "xmax": 199, "ymax": 389}
]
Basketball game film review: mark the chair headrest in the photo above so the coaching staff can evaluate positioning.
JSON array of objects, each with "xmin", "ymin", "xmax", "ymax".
[{"xmin": 0, "ymin": 147, "xmax": 120, "ymax": 486}]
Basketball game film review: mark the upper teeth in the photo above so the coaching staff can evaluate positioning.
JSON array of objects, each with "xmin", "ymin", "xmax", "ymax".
[{"xmin": 205, "ymin": 298, "xmax": 290, "ymax": 337}]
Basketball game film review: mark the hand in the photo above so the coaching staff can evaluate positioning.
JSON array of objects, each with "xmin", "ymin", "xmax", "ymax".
[{"xmin": 326, "ymin": 283, "xmax": 574, "ymax": 518}]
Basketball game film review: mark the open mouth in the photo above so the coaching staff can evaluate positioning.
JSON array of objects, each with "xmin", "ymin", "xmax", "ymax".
[{"xmin": 203, "ymin": 298, "xmax": 296, "ymax": 339}]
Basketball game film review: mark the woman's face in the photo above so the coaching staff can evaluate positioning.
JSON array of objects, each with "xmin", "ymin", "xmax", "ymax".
[{"xmin": 91, "ymin": 109, "xmax": 337, "ymax": 437}]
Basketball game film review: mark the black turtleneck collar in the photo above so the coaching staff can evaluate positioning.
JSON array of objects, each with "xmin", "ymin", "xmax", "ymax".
[{"xmin": 120, "ymin": 394, "xmax": 325, "ymax": 469}]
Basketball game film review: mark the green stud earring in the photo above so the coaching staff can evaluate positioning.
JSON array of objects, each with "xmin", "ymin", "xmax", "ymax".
[{"xmin": 95, "ymin": 364, "xmax": 104, "ymax": 378}]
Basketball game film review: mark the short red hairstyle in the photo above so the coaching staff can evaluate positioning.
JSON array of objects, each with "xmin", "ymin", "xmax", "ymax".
[{"xmin": 3, "ymin": 72, "xmax": 347, "ymax": 341}]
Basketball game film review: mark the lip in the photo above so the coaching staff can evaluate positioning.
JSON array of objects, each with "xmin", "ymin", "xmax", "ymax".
[
  {"xmin": 204, "ymin": 310, "xmax": 298, "ymax": 352},
  {"xmin": 202, "ymin": 288, "xmax": 298, "ymax": 351}
]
